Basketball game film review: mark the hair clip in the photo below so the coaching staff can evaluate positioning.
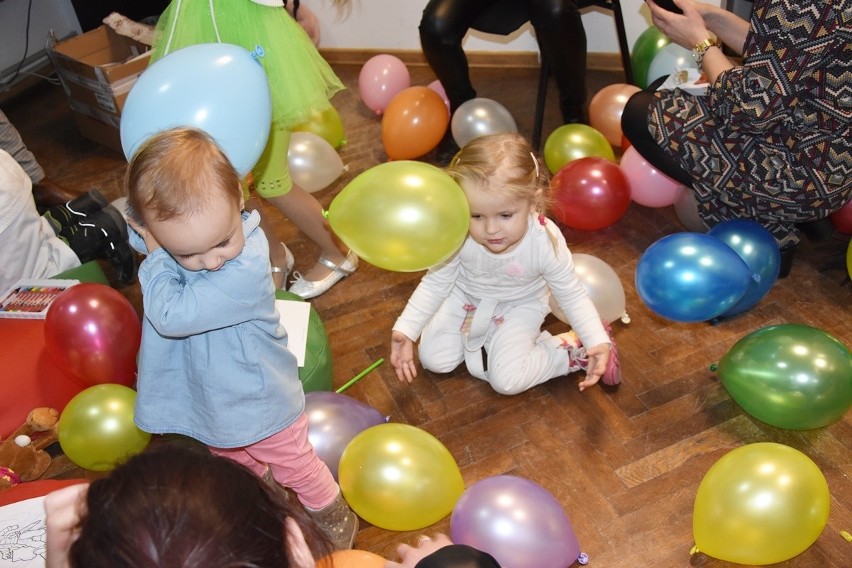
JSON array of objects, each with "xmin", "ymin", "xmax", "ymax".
[{"xmin": 530, "ymin": 152, "xmax": 540, "ymax": 178}]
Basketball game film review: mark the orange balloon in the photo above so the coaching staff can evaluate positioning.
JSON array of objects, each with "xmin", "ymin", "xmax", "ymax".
[
  {"xmin": 589, "ymin": 83, "xmax": 641, "ymax": 146},
  {"xmin": 317, "ymin": 549, "xmax": 386, "ymax": 568},
  {"xmin": 381, "ymin": 86, "xmax": 449, "ymax": 160}
]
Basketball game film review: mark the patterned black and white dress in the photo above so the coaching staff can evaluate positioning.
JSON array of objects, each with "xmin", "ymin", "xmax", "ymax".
[{"xmin": 649, "ymin": 0, "xmax": 851, "ymax": 247}]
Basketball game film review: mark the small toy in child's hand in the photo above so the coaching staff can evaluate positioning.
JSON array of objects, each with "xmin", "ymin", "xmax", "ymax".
[{"xmin": 649, "ymin": 0, "xmax": 683, "ymax": 14}]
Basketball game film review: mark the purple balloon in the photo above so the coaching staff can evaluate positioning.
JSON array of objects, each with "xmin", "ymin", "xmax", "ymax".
[
  {"xmin": 451, "ymin": 475, "xmax": 581, "ymax": 568},
  {"xmin": 305, "ymin": 392, "xmax": 386, "ymax": 481}
]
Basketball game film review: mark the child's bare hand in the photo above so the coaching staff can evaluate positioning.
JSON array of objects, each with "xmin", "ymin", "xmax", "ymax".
[
  {"xmin": 384, "ymin": 533, "xmax": 454, "ymax": 568},
  {"xmin": 390, "ymin": 331, "xmax": 417, "ymax": 383},
  {"xmin": 579, "ymin": 343, "xmax": 610, "ymax": 391}
]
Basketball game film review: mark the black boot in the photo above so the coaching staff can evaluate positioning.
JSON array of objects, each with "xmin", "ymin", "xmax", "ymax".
[
  {"xmin": 61, "ymin": 204, "xmax": 137, "ymax": 284},
  {"xmin": 43, "ymin": 189, "xmax": 109, "ymax": 236}
]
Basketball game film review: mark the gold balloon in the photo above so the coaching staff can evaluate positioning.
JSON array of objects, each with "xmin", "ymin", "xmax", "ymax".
[
  {"xmin": 338, "ymin": 423, "xmax": 465, "ymax": 531},
  {"xmin": 693, "ymin": 443, "xmax": 830, "ymax": 565},
  {"xmin": 543, "ymin": 124, "xmax": 615, "ymax": 174},
  {"xmin": 58, "ymin": 385, "xmax": 151, "ymax": 472},
  {"xmin": 326, "ymin": 161, "xmax": 469, "ymax": 272},
  {"xmin": 293, "ymin": 105, "xmax": 346, "ymax": 149}
]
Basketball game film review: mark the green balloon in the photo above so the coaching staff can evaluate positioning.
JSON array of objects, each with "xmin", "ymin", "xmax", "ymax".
[
  {"xmin": 327, "ymin": 161, "xmax": 469, "ymax": 272},
  {"xmin": 543, "ymin": 124, "xmax": 615, "ymax": 174},
  {"xmin": 717, "ymin": 324, "xmax": 852, "ymax": 430},
  {"xmin": 275, "ymin": 290, "xmax": 332, "ymax": 393},
  {"xmin": 58, "ymin": 385, "xmax": 151, "ymax": 471},
  {"xmin": 631, "ymin": 26, "xmax": 671, "ymax": 89}
]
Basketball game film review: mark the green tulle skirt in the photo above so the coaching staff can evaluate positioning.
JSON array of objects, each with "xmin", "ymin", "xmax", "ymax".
[{"xmin": 150, "ymin": 0, "xmax": 344, "ymax": 129}]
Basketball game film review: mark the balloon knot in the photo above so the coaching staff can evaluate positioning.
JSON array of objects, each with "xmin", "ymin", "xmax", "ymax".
[
  {"xmin": 577, "ymin": 552, "xmax": 589, "ymax": 565},
  {"xmin": 709, "ymin": 362, "xmax": 718, "ymax": 372},
  {"xmin": 250, "ymin": 44, "xmax": 265, "ymax": 64},
  {"xmin": 321, "ymin": 209, "xmax": 329, "ymax": 219},
  {"xmin": 690, "ymin": 545, "xmax": 699, "ymax": 556},
  {"xmin": 620, "ymin": 312, "xmax": 631, "ymax": 324},
  {"xmin": 752, "ymin": 273, "xmax": 761, "ymax": 283}
]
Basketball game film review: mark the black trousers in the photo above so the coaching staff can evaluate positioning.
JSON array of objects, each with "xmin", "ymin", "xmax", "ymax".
[
  {"xmin": 419, "ymin": 0, "xmax": 587, "ymax": 121},
  {"xmin": 620, "ymin": 77, "xmax": 694, "ymax": 187}
]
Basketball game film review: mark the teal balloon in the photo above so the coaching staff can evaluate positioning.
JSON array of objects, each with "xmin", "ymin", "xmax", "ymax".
[
  {"xmin": 631, "ymin": 26, "xmax": 671, "ymax": 89},
  {"xmin": 718, "ymin": 324, "xmax": 852, "ymax": 430}
]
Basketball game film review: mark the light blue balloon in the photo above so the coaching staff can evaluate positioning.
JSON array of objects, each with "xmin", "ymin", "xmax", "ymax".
[
  {"xmin": 709, "ymin": 220, "xmax": 781, "ymax": 317},
  {"xmin": 120, "ymin": 43, "xmax": 271, "ymax": 176},
  {"xmin": 646, "ymin": 43, "xmax": 698, "ymax": 87},
  {"xmin": 635, "ymin": 232, "xmax": 751, "ymax": 322}
]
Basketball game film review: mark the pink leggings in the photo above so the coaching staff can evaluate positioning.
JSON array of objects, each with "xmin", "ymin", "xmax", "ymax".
[{"xmin": 210, "ymin": 412, "xmax": 337, "ymax": 510}]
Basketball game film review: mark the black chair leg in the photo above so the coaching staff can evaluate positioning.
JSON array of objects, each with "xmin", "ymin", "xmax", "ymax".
[{"xmin": 610, "ymin": 0, "xmax": 634, "ymax": 84}]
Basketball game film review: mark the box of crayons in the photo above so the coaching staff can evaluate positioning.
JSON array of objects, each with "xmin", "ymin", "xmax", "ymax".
[{"xmin": 0, "ymin": 279, "xmax": 80, "ymax": 319}]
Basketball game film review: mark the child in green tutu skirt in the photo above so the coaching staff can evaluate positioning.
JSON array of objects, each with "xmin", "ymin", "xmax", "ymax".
[{"xmin": 150, "ymin": 0, "xmax": 357, "ymax": 298}]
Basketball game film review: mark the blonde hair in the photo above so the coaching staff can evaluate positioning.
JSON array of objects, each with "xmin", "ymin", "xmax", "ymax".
[
  {"xmin": 446, "ymin": 132, "xmax": 551, "ymax": 215},
  {"xmin": 125, "ymin": 127, "xmax": 242, "ymax": 225}
]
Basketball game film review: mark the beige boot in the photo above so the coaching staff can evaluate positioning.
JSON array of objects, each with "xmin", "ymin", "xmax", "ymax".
[{"xmin": 306, "ymin": 490, "xmax": 359, "ymax": 550}]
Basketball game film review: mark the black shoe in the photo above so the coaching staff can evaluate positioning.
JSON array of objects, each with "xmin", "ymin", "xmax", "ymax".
[
  {"xmin": 44, "ymin": 189, "xmax": 109, "ymax": 236},
  {"xmin": 64, "ymin": 205, "xmax": 137, "ymax": 284}
]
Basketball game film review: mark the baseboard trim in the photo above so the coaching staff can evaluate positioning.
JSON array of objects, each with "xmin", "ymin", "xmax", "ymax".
[{"xmin": 319, "ymin": 48, "xmax": 624, "ymax": 73}]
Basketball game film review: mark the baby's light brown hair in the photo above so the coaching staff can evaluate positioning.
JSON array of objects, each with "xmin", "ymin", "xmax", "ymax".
[
  {"xmin": 125, "ymin": 127, "xmax": 242, "ymax": 225},
  {"xmin": 446, "ymin": 132, "xmax": 551, "ymax": 215}
]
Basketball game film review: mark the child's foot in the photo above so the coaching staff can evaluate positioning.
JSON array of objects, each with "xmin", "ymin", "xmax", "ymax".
[
  {"xmin": 289, "ymin": 250, "xmax": 358, "ymax": 299},
  {"xmin": 556, "ymin": 321, "xmax": 621, "ymax": 386},
  {"xmin": 305, "ymin": 490, "xmax": 359, "ymax": 550}
]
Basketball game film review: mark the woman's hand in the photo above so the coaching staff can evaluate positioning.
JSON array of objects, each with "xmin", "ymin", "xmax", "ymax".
[
  {"xmin": 647, "ymin": 0, "xmax": 712, "ymax": 50},
  {"xmin": 384, "ymin": 534, "xmax": 454, "ymax": 568},
  {"xmin": 390, "ymin": 331, "xmax": 418, "ymax": 383},
  {"xmin": 44, "ymin": 483, "xmax": 89, "ymax": 568}
]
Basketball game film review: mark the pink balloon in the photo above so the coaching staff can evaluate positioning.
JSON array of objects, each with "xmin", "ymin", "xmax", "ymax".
[
  {"xmin": 305, "ymin": 392, "xmax": 387, "ymax": 481},
  {"xmin": 451, "ymin": 475, "xmax": 583, "ymax": 568},
  {"xmin": 358, "ymin": 54, "xmax": 411, "ymax": 115},
  {"xmin": 620, "ymin": 146, "xmax": 685, "ymax": 208},
  {"xmin": 44, "ymin": 283, "xmax": 141, "ymax": 388},
  {"xmin": 427, "ymin": 79, "xmax": 451, "ymax": 115}
]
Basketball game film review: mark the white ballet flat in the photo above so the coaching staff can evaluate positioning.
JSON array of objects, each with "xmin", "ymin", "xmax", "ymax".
[
  {"xmin": 289, "ymin": 250, "xmax": 358, "ymax": 299},
  {"xmin": 270, "ymin": 242, "xmax": 295, "ymax": 289}
]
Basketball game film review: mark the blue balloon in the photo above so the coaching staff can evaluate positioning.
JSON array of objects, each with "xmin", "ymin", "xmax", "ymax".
[
  {"xmin": 708, "ymin": 220, "xmax": 781, "ymax": 317},
  {"xmin": 635, "ymin": 233, "xmax": 752, "ymax": 322},
  {"xmin": 120, "ymin": 43, "xmax": 271, "ymax": 176}
]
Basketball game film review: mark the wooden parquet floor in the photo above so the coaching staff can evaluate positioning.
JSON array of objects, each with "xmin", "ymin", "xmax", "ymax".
[{"xmin": 4, "ymin": 61, "xmax": 850, "ymax": 568}]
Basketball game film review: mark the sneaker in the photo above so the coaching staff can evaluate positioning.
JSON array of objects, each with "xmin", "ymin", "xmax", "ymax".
[{"xmin": 64, "ymin": 204, "xmax": 137, "ymax": 284}]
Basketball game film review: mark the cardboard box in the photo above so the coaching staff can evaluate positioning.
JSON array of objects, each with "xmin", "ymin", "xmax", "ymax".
[{"xmin": 48, "ymin": 26, "xmax": 150, "ymax": 153}]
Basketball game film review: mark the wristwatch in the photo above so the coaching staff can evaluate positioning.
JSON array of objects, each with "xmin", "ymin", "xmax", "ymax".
[{"xmin": 691, "ymin": 37, "xmax": 720, "ymax": 66}]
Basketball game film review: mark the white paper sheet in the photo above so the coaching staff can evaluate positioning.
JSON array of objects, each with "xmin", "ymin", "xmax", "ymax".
[
  {"xmin": 0, "ymin": 496, "xmax": 48, "ymax": 567},
  {"xmin": 275, "ymin": 299, "xmax": 311, "ymax": 367}
]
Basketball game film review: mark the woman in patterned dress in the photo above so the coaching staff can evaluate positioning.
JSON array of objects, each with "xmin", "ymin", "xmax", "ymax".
[{"xmin": 621, "ymin": 0, "xmax": 851, "ymax": 274}]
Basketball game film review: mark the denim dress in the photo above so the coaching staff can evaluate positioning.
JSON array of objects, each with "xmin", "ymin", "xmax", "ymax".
[{"xmin": 131, "ymin": 211, "xmax": 303, "ymax": 447}]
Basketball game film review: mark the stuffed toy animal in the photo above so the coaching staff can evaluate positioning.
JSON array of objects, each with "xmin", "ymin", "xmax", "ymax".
[{"xmin": 0, "ymin": 408, "xmax": 60, "ymax": 490}]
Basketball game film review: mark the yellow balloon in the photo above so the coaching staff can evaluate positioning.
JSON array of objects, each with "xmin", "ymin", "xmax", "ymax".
[
  {"xmin": 693, "ymin": 443, "xmax": 830, "ymax": 565},
  {"xmin": 326, "ymin": 161, "xmax": 470, "ymax": 272},
  {"xmin": 293, "ymin": 105, "xmax": 346, "ymax": 149},
  {"xmin": 338, "ymin": 423, "xmax": 465, "ymax": 531},
  {"xmin": 543, "ymin": 124, "xmax": 615, "ymax": 174},
  {"xmin": 58, "ymin": 385, "xmax": 151, "ymax": 471}
]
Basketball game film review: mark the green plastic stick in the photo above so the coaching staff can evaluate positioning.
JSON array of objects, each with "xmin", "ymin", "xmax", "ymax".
[{"xmin": 336, "ymin": 357, "xmax": 385, "ymax": 393}]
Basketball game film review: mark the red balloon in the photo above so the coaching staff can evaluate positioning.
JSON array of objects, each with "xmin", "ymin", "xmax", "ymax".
[
  {"xmin": 550, "ymin": 157, "xmax": 632, "ymax": 231},
  {"xmin": 830, "ymin": 199, "xmax": 852, "ymax": 235},
  {"xmin": 44, "ymin": 283, "xmax": 141, "ymax": 388},
  {"xmin": 620, "ymin": 133, "xmax": 632, "ymax": 150}
]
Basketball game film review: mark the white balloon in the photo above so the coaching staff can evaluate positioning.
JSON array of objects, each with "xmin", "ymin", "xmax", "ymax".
[
  {"xmin": 550, "ymin": 253, "xmax": 626, "ymax": 324},
  {"xmin": 451, "ymin": 98, "xmax": 518, "ymax": 147},
  {"xmin": 647, "ymin": 43, "xmax": 699, "ymax": 87},
  {"xmin": 288, "ymin": 132, "xmax": 345, "ymax": 193}
]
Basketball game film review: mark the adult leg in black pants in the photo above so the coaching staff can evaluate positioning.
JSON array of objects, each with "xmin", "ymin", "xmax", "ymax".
[{"xmin": 419, "ymin": 0, "xmax": 588, "ymax": 162}]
